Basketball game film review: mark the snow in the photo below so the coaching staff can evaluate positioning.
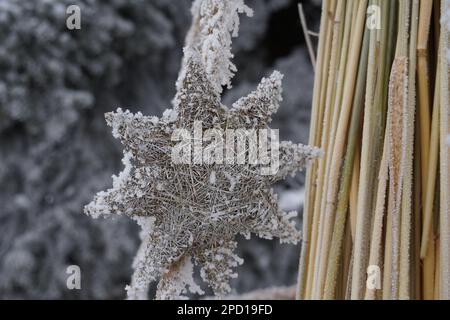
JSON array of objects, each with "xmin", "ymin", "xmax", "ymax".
[
  {"xmin": 156, "ymin": 256, "xmax": 204, "ymax": 300},
  {"xmin": 112, "ymin": 152, "xmax": 133, "ymax": 190}
]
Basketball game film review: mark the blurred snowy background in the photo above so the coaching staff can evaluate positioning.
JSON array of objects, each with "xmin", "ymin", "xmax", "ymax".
[{"xmin": 0, "ymin": 0, "xmax": 320, "ymax": 299}]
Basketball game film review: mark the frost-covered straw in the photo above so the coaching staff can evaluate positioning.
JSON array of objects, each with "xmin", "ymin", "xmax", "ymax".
[
  {"xmin": 84, "ymin": 0, "xmax": 321, "ymax": 300},
  {"xmin": 298, "ymin": 0, "xmax": 450, "ymax": 300}
]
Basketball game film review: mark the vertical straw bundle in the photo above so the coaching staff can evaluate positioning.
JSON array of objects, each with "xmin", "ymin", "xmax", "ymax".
[{"xmin": 297, "ymin": 0, "xmax": 450, "ymax": 300}]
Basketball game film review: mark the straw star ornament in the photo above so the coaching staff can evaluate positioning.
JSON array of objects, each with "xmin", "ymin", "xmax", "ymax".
[{"xmin": 85, "ymin": 0, "xmax": 320, "ymax": 300}]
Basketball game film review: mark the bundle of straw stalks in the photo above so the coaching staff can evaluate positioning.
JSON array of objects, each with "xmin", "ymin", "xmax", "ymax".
[{"xmin": 297, "ymin": 0, "xmax": 450, "ymax": 300}]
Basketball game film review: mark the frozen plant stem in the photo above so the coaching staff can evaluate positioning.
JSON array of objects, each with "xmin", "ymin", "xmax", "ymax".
[
  {"xmin": 439, "ymin": 0, "xmax": 450, "ymax": 298},
  {"xmin": 297, "ymin": 0, "xmax": 331, "ymax": 300},
  {"xmin": 297, "ymin": 0, "xmax": 450, "ymax": 300},
  {"xmin": 323, "ymin": 24, "xmax": 369, "ymax": 299},
  {"xmin": 298, "ymin": 3, "xmax": 317, "ymax": 71}
]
